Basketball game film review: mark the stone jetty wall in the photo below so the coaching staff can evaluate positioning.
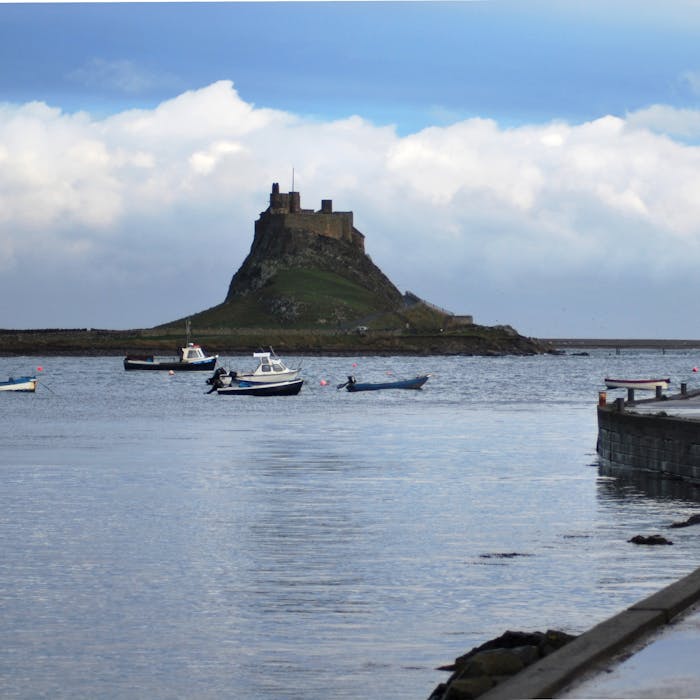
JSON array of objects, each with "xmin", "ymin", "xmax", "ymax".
[{"xmin": 597, "ymin": 405, "xmax": 700, "ymax": 484}]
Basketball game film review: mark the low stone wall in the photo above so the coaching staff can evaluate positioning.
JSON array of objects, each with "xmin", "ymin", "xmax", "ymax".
[{"xmin": 597, "ymin": 405, "xmax": 700, "ymax": 484}]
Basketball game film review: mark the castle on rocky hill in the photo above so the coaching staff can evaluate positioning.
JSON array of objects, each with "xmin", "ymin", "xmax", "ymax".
[
  {"xmin": 225, "ymin": 181, "xmax": 397, "ymax": 304},
  {"xmin": 258, "ymin": 183, "xmax": 366, "ymax": 252},
  {"xmin": 224, "ymin": 182, "xmax": 474, "ymax": 327}
]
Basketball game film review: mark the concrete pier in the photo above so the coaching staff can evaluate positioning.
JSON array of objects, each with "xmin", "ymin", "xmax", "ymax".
[{"xmin": 597, "ymin": 389, "xmax": 700, "ymax": 485}]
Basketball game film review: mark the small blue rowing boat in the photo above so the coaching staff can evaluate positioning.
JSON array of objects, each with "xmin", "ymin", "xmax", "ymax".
[{"xmin": 340, "ymin": 374, "xmax": 430, "ymax": 392}]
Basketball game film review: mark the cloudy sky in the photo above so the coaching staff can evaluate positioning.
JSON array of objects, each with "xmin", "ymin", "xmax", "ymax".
[{"xmin": 2, "ymin": 1, "xmax": 700, "ymax": 338}]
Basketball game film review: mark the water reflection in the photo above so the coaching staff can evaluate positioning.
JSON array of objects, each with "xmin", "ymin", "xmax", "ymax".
[
  {"xmin": 8, "ymin": 352, "xmax": 700, "ymax": 699},
  {"xmin": 598, "ymin": 459, "xmax": 700, "ymax": 504}
]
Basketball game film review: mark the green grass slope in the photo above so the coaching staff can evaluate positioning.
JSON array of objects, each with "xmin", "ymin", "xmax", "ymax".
[{"xmin": 163, "ymin": 268, "xmax": 409, "ymax": 330}]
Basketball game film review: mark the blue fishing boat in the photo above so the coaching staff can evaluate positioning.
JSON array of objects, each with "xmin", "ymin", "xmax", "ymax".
[
  {"xmin": 124, "ymin": 343, "xmax": 217, "ymax": 371},
  {"xmin": 0, "ymin": 376, "xmax": 37, "ymax": 392},
  {"xmin": 339, "ymin": 374, "xmax": 430, "ymax": 392},
  {"xmin": 124, "ymin": 320, "xmax": 218, "ymax": 371}
]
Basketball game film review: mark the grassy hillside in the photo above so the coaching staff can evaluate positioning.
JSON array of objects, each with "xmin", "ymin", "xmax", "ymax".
[
  {"xmin": 163, "ymin": 268, "xmax": 414, "ymax": 330},
  {"xmin": 0, "ymin": 261, "xmax": 551, "ymax": 356}
]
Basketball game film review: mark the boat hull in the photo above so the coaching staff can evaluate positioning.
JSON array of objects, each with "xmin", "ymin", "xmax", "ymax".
[
  {"xmin": 124, "ymin": 357, "xmax": 217, "ymax": 371},
  {"xmin": 0, "ymin": 376, "xmax": 37, "ymax": 392},
  {"xmin": 346, "ymin": 375, "xmax": 429, "ymax": 392},
  {"xmin": 232, "ymin": 368, "xmax": 300, "ymax": 384},
  {"xmin": 217, "ymin": 378, "xmax": 304, "ymax": 396},
  {"xmin": 604, "ymin": 378, "xmax": 670, "ymax": 391}
]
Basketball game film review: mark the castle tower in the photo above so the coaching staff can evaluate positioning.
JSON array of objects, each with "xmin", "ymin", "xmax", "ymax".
[
  {"xmin": 269, "ymin": 182, "xmax": 289, "ymax": 212},
  {"xmin": 259, "ymin": 182, "xmax": 364, "ymax": 252}
]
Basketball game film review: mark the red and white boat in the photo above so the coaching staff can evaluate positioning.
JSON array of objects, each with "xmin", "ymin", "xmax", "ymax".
[{"xmin": 604, "ymin": 377, "xmax": 670, "ymax": 391}]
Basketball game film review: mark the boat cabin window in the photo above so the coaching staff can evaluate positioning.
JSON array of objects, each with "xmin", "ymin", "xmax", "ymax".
[
  {"xmin": 184, "ymin": 347, "xmax": 204, "ymax": 360},
  {"xmin": 272, "ymin": 362, "xmax": 284, "ymax": 372},
  {"xmin": 261, "ymin": 364, "xmax": 272, "ymax": 372}
]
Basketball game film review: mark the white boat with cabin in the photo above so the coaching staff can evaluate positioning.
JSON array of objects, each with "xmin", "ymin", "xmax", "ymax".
[{"xmin": 206, "ymin": 349, "xmax": 300, "ymax": 388}]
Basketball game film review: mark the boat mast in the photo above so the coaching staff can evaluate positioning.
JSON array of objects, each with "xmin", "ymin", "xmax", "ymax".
[{"xmin": 185, "ymin": 318, "xmax": 191, "ymax": 345}]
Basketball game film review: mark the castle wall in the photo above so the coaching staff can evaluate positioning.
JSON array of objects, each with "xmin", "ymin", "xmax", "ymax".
[
  {"xmin": 259, "ymin": 184, "xmax": 365, "ymax": 251},
  {"xmin": 351, "ymin": 228, "xmax": 365, "ymax": 251}
]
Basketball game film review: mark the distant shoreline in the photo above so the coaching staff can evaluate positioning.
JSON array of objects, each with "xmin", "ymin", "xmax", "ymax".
[
  {"xmin": 0, "ymin": 326, "xmax": 546, "ymax": 357},
  {"xmin": 544, "ymin": 338, "xmax": 700, "ymax": 349},
  {"xmin": 1, "ymin": 329, "xmax": 698, "ymax": 356}
]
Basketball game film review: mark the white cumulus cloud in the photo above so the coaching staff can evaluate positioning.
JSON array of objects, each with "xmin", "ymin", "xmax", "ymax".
[
  {"xmin": 627, "ymin": 103, "xmax": 700, "ymax": 140},
  {"xmin": 3, "ymin": 80, "xmax": 700, "ymax": 336}
]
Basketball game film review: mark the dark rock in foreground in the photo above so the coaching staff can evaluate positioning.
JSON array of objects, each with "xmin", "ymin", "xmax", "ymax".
[
  {"xmin": 429, "ymin": 630, "xmax": 576, "ymax": 700},
  {"xmin": 670, "ymin": 513, "xmax": 700, "ymax": 529}
]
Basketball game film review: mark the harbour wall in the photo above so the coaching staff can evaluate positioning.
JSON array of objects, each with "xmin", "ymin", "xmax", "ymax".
[{"xmin": 597, "ymin": 404, "xmax": 700, "ymax": 484}]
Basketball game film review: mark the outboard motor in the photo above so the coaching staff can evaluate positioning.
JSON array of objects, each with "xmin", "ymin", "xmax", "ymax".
[{"xmin": 206, "ymin": 367, "xmax": 227, "ymax": 386}]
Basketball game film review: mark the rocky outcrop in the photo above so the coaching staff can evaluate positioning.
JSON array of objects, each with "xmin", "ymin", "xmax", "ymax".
[
  {"xmin": 161, "ymin": 182, "xmax": 554, "ymax": 355},
  {"xmin": 670, "ymin": 513, "xmax": 700, "ymax": 528},
  {"xmin": 428, "ymin": 630, "xmax": 576, "ymax": 700},
  {"xmin": 628, "ymin": 534, "xmax": 673, "ymax": 545},
  {"xmin": 226, "ymin": 184, "xmax": 403, "ymax": 312}
]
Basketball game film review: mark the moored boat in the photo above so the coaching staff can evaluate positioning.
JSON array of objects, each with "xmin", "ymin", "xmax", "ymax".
[
  {"xmin": 604, "ymin": 377, "xmax": 670, "ymax": 391},
  {"xmin": 216, "ymin": 378, "xmax": 304, "ymax": 397},
  {"xmin": 207, "ymin": 349, "xmax": 300, "ymax": 387},
  {"xmin": 124, "ymin": 343, "xmax": 218, "ymax": 371},
  {"xmin": 0, "ymin": 376, "xmax": 37, "ymax": 392},
  {"xmin": 234, "ymin": 349, "xmax": 300, "ymax": 384},
  {"xmin": 339, "ymin": 374, "xmax": 430, "ymax": 392}
]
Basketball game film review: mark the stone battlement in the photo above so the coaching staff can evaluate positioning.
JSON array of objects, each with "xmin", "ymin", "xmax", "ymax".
[{"xmin": 259, "ymin": 183, "xmax": 365, "ymax": 251}]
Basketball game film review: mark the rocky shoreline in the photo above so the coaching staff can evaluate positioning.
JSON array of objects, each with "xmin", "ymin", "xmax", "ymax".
[
  {"xmin": 0, "ymin": 327, "xmax": 552, "ymax": 357},
  {"xmin": 427, "ymin": 630, "xmax": 576, "ymax": 700},
  {"xmin": 7, "ymin": 328, "xmax": 700, "ymax": 357}
]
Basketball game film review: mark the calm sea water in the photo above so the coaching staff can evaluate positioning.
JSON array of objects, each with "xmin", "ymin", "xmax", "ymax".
[{"xmin": 4, "ymin": 349, "xmax": 700, "ymax": 699}]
